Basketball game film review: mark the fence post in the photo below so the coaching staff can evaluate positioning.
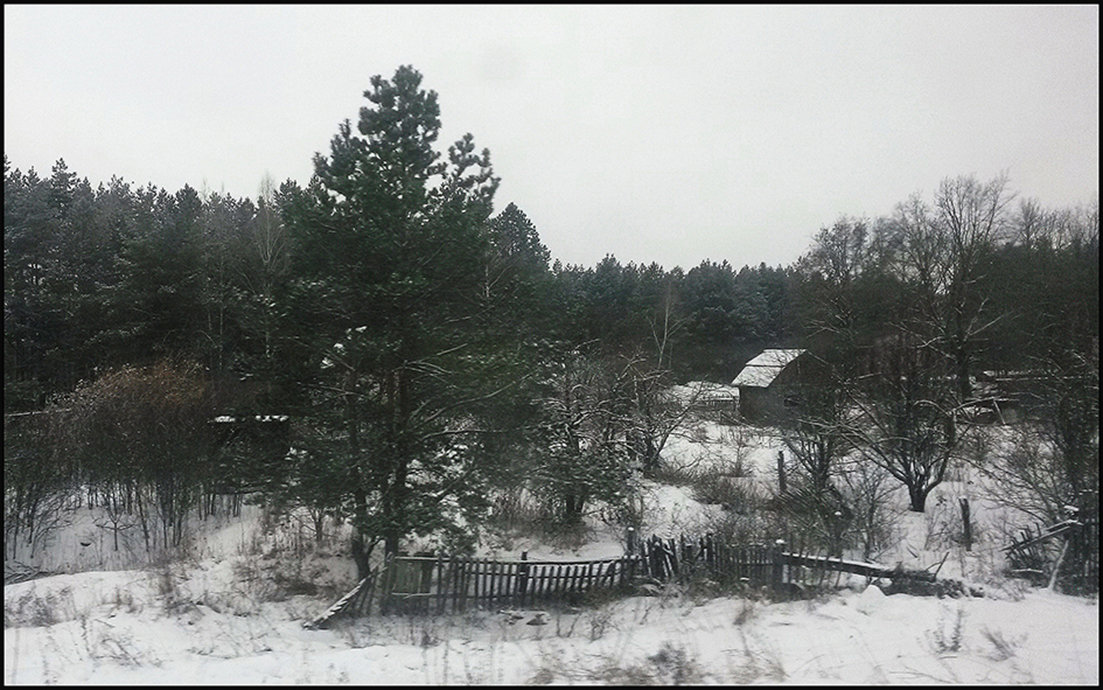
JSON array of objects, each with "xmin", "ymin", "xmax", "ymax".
[
  {"xmin": 518, "ymin": 551, "xmax": 529, "ymax": 606},
  {"xmin": 771, "ymin": 539, "xmax": 786, "ymax": 592},
  {"xmin": 832, "ymin": 510, "xmax": 844, "ymax": 559},
  {"xmin": 379, "ymin": 553, "xmax": 395, "ymax": 615},
  {"xmin": 959, "ymin": 498, "xmax": 972, "ymax": 552},
  {"xmin": 626, "ymin": 527, "xmax": 637, "ymax": 556},
  {"xmin": 682, "ymin": 535, "xmax": 695, "ymax": 578},
  {"xmin": 436, "ymin": 553, "xmax": 446, "ymax": 615},
  {"xmin": 777, "ymin": 450, "xmax": 787, "ymax": 495}
]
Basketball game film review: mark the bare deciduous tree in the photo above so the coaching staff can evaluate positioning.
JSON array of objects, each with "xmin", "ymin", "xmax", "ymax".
[
  {"xmin": 845, "ymin": 331, "xmax": 969, "ymax": 512},
  {"xmin": 887, "ymin": 174, "xmax": 1015, "ymax": 402}
]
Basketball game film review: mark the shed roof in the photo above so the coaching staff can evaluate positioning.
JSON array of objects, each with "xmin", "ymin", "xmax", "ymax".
[{"xmin": 731, "ymin": 349, "xmax": 807, "ymax": 388}]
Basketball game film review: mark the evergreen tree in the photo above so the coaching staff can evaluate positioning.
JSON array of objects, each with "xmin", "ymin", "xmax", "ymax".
[
  {"xmin": 281, "ymin": 66, "xmax": 510, "ymax": 573},
  {"xmin": 114, "ymin": 184, "xmax": 207, "ymax": 365}
]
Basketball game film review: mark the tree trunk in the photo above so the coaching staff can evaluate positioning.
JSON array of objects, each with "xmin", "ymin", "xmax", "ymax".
[
  {"xmin": 351, "ymin": 533, "xmax": 372, "ymax": 581},
  {"xmin": 564, "ymin": 494, "xmax": 585, "ymax": 524},
  {"xmin": 908, "ymin": 485, "xmax": 928, "ymax": 512},
  {"xmin": 352, "ymin": 488, "xmax": 371, "ymax": 579}
]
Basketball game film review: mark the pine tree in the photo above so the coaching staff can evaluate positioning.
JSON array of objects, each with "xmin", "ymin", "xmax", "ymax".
[{"xmin": 281, "ymin": 66, "xmax": 509, "ymax": 573}]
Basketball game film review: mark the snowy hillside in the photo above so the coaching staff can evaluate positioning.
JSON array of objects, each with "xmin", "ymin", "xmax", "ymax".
[{"xmin": 4, "ymin": 419, "xmax": 1099, "ymax": 684}]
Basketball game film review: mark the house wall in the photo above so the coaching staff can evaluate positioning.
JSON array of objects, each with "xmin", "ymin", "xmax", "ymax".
[
  {"xmin": 739, "ymin": 384, "xmax": 805, "ymax": 425},
  {"xmin": 738, "ymin": 386, "xmax": 774, "ymax": 423}
]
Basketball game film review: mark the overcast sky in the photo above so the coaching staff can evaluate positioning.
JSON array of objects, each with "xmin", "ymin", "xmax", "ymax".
[{"xmin": 5, "ymin": 5, "xmax": 1099, "ymax": 270}]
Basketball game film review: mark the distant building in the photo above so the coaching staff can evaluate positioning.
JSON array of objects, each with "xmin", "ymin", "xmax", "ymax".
[
  {"xmin": 730, "ymin": 348, "xmax": 810, "ymax": 423},
  {"xmin": 968, "ymin": 370, "xmax": 1046, "ymax": 424},
  {"xmin": 669, "ymin": 381, "xmax": 740, "ymax": 421}
]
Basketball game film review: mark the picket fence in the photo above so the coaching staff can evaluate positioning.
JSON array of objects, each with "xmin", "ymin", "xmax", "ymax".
[{"xmin": 306, "ymin": 531, "xmax": 900, "ymax": 627}]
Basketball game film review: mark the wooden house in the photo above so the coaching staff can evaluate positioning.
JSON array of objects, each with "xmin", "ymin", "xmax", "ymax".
[{"xmin": 730, "ymin": 348, "xmax": 809, "ymax": 424}]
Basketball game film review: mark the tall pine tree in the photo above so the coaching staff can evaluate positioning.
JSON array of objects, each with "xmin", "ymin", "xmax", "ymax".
[{"xmin": 282, "ymin": 66, "xmax": 513, "ymax": 573}]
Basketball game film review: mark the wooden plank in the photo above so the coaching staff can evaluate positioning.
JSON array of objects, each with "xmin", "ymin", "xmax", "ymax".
[
  {"xmin": 476, "ymin": 559, "xmax": 485, "ymax": 607},
  {"xmin": 460, "ymin": 559, "xmax": 470, "ymax": 612},
  {"xmin": 469, "ymin": 559, "xmax": 478, "ymax": 607},
  {"xmin": 453, "ymin": 558, "xmax": 462, "ymax": 613},
  {"xmin": 481, "ymin": 559, "xmax": 488, "ymax": 605},
  {"xmin": 548, "ymin": 564, "xmax": 559, "ymax": 599},
  {"xmin": 519, "ymin": 554, "xmax": 530, "ymax": 607},
  {"xmin": 435, "ymin": 557, "xmax": 444, "ymax": 615},
  {"xmin": 304, "ymin": 576, "xmax": 369, "ymax": 629}
]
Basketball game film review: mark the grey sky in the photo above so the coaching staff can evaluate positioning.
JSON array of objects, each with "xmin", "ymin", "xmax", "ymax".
[{"xmin": 4, "ymin": 4, "xmax": 1099, "ymax": 270}]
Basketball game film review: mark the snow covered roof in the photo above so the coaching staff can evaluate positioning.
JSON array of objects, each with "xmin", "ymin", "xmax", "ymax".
[{"xmin": 731, "ymin": 349, "xmax": 807, "ymax": 388}]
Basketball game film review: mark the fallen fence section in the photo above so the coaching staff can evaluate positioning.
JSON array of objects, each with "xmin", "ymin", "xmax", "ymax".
[
  {"xmin": 303, "ymin": 573, "xmax": 376, "ymax": 630},
  {"xmin": 1005, "ymin": 490, "xmax": 1099, "ymax": 595}
]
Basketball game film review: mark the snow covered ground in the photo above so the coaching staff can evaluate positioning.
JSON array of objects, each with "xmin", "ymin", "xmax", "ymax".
[
  {"xmin": 5, "ymin": 569, "xmax": 1097, "ymax": 684},
  {"xmin": 4, "ymin": 419, "xmax": 1099, "ymax": 684}
]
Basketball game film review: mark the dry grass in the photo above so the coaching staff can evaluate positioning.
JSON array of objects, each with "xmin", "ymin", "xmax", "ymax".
[{"xmin": 4, "ymin": 587, "xmax": 77, "ymax": 628}]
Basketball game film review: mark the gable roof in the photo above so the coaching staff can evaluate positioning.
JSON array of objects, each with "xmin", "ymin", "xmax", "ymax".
[{"xmin": 731, "ymin": 348, "xmax": 807, "ymax": 388}]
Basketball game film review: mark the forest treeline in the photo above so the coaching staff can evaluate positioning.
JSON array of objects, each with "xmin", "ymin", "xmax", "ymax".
[
  {"xmin": 8, "ymin": 155, "xmax": 1095, "ymax": 414},
  {"xmin": 3, "ymin": 159, "xmax": 796, "ymax": 410},
  {"xmin": 4, "ymin": 66, "xmax": 1098, "ymax": 574}
]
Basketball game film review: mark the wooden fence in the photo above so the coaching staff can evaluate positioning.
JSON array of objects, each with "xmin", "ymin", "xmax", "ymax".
[
  {"xmin": 306, "ymin": 532, "xmax": 910, "ymax": 627},
  {"xmin": 1006, "ymin": 489, "xmax": 1099, "ymax": 594},
  {"xmin": 380, "ymin": 553, "xmax": 636, "ymax": 615},
  {"xmin": 631, "ymin": 533, "xmax": 903, "ymax": 591},
  {"xmin": 1073, "ymin": 490, "xmax": 1100, "ymax": 594},
  {"xmin": 630, "ymin": 534, "xmax": 781, "ymax": 587},
  {"xmin": 306, "ymin": 552, "xmax": 634, "ymax": 624}
]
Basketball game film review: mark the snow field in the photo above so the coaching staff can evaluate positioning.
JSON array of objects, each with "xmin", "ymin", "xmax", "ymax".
[
  {"xmin": 5, "ymin": 568, "xmax": 1097, "ymax": 684},
  {"xmin": 4, "ymin": 418, "xmax": 1098, "ymax": 684}
]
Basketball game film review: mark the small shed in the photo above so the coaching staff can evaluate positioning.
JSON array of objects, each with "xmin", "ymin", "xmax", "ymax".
[
  {"xmin": 731, "ymin": 348, "xmax": 808, "ymax": 423},
  {"xmin": 669, "ymin": 381, "xmax": 740, "ymax": 422}
]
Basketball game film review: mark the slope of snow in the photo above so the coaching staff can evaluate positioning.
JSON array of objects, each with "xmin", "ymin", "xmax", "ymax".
[{"xmin": 4, "ymin": 418, "xmax": 1099, "ymax": 684}]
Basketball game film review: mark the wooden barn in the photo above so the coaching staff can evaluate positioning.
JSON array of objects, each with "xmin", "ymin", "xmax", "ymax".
[{"xmin": 730, "ymin": 348, "xmax": 810, "ymax": 424}]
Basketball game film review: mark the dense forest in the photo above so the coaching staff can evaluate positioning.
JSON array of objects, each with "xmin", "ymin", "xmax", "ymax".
[{"xmin": 5, "ymin": 66, "xmax": 1098, "ymax": 578}]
